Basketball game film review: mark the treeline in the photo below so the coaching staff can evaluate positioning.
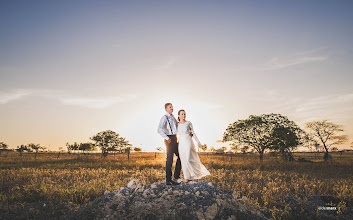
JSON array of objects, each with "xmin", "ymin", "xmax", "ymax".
[
  {"xmin": 0, "ymin": 130, "xmax": 141, "ymax": 159},
  {"xmin": 1, "ymin": 113, "xmax": 352, "ymax": 161}
]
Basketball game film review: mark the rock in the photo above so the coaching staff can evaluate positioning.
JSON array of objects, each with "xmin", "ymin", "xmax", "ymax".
[
  {"xmin": 196, "ymin": 208, "xmax": 205, "ymax": 220},
  {"xmin": 127, "ymin": 179, "xmax": 140, "ymax": 189},
  {"xmin": 104, "ymin": 190, "xmax": 110, "ymax": 195},
  {"xmin": 205, "ymin": 203, "xmax": 218, "ymax": 220},
  {"xmin": 228, "ymin": 215, "xmax": 237, "ymax": 220},
  {"xmin": 73, "ymin": 180, "xmax": 269, "ymax": 220},
  {"xmin": 216, "ymin": 199, "xmax": 221, "ymax": 206}
]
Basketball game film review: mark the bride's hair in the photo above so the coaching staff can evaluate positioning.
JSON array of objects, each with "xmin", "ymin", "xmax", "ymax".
[{"xmin": 178, "ymin": 109, "xmax": 185, "ymax": 122}]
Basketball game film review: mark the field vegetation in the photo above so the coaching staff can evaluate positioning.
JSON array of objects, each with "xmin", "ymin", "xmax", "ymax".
[{"xmin": 1, "ymin": 151, "xmax": 352, "ymax": 219}]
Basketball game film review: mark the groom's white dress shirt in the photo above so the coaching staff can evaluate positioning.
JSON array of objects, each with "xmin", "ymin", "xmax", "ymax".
[{"xmin": 157, "ymin": 112, "xmax": 178, "ymax": 140}]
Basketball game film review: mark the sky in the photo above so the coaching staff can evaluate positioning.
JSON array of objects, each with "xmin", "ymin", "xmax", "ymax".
[{"xmin": 1, "ymin": 0, "xmax": 353, "ymax": 152}]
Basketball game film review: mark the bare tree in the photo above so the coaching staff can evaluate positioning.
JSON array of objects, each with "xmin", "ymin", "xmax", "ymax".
[{"xmin": 305, "ymin": 120, "xmax": 348, "ymax": 161}]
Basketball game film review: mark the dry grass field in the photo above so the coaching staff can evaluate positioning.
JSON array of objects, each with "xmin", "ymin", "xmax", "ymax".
[{"xmin": 1, "ymin": 151, "xmax": 352, "ymax": 219}]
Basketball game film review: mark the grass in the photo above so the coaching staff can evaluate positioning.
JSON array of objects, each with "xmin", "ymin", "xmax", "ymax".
[{"xmin": 1, "ymin": 151, "xmax": 352, "ymax": 219}]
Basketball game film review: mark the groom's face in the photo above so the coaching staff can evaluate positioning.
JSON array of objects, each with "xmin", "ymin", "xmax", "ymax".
[{"xmin": 166, "ymin": 104, "xmax": 173, "ymax": 114}]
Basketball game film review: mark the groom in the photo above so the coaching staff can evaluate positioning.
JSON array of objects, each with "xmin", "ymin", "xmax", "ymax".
[{"xmin": 157, "ymin": 103, "xmax": 181, "ymax": 185}]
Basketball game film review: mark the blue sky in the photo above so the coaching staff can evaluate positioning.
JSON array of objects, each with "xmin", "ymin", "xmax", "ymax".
[{"xmin": 1, "ymin": 0, "xmax": 353, "ymax": 151}]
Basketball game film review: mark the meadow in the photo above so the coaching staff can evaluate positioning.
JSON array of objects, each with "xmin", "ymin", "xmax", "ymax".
[{"xmin": 1, "ymin": 151, "xmax": 353, "ymax": 219}]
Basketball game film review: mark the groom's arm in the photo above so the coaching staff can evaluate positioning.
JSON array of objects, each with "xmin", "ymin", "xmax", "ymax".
[{"xmin": 157, "ymin": 116, "xmax": 170, "ymax": 141}]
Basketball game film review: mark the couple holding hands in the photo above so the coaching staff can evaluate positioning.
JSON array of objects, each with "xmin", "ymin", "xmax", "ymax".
[{"xmin": 157, "ymin": 103, "xmax": 211, "ymax": 185}]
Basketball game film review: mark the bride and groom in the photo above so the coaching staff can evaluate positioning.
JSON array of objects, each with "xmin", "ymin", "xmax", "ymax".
[{"xmin": 157, "ymin": 103, "xmax": 211, "ymax": 185}]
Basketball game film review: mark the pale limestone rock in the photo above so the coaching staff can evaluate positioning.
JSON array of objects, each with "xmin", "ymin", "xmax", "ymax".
[
  {"xmin": 228, "ymin": 215, "xmax": 237, "ymax": 220},
  {"xmin": 216, "ymin": 199, "xmax": 221, "ymax": 206},
  {"xmin": 196, "ymin": 208, "xmax": 205, "ymax": 220},
  {"xmin": 127, "ymin": 179, "xmax": 140, "ymax": 189},
  {"xmin": 205, "ymin": 203, "xmax": 218, "ymax": 220}
]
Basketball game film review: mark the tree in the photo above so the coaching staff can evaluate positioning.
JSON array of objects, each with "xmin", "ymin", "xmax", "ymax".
[
  {"xmin": 229, "ymin": 143, "xmax": 239, "ymax": 153},
  {"xmin": 27, "ymin": 143, "xmax": 44, "ymax": 159},
  {"xmin": 126, "ymin": 146, "xmax": 131, "ymax": 160},
  {"xmin": 220, "ymin": 146, "xmax": 227, "ymax": 151},
  {"xmin": 16, "ymin": 144, "xmax": 31, "ymax": 156},
  {"xmin": 241, "ymin": 145, "xmax": 249, "ymax": 154},
  {"xmin": 133, "ymin": 147, "xmax": 142, "ymax": 152},
  {"xmin": 0, "ymin": 142, "xmax": 8, "ymax": 150},
  {"xmin": 66, "ymin": 142, "xmax": 80, "ymax": 154},
  {"xmin": 0, "ymin": 142, "xmax": 8, "ymax": 155},
  {"xmin": 118, "ymin": 137, "xmax": 132, "ymax": 154},
  {"xmin": 66, "ymin": 142, "xmax": 72, "ymax": 154},
  {"xmin": 305, "ymin": 120, "xmax": 348, "ymax": 161},
  {"xmin": 223, "ymin": 113, "xmax": 305, "ymax": 161},
  {"xmin": 156, "ymin": 147, "xmax": 163, "ymax": 158},
  {"xmin": 331, "ymin": 147, "xmax": 338, "ymax": 152},
  {"xmin": 270, "ymin": 125, "xmax": 307, "ymax": 161},
  {"xmin": 79, "ymin": 142, "xmax": 94, "ymax": 154},
  {"xmin": 90, "ymin": 130, "xmax": 131, "ymax": 158},
  {"xmin": 230, "ymin": 146, "xmax": 238, "ymax": 153}
]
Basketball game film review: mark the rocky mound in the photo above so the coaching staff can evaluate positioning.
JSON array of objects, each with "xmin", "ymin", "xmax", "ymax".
[{"xmin": 70, "ymin": 179, "xmax": 269, "ymax": 220}]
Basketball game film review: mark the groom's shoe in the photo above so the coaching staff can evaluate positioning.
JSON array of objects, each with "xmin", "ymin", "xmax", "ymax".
[
  {"xmin": 166, "ymin": 180, "xmax": 180, "ymax": 185},
  {"xmin": 173, "ymin": 178, "xmax": 182, "ymax": 183}
]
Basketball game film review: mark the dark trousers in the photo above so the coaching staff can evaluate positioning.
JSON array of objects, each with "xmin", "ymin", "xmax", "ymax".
[{"xmin": 164, "ymin": 135, "xmax": 181, "ymax": 182}]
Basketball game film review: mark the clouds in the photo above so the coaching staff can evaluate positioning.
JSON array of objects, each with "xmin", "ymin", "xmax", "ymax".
[
  {"xmin": 58, "ymin": 94, "xmax": 136, "ymax": 109},
  {"xmin": 0, "ymin": 89, "xmax": 33, "ymax": 104},
  {"xmin": 264, "ymin": 55, "xmax": 328, "ymax": 70},
  {"xmin": 265, "ymin": 47, "xmax": 329, "ymax": 70},
  {"xmin": 261, "ymin": 90, "xmax": 353, "ymax": 124},
  {"xmin": 232, "ymin": 47, "xmax": 329, "ymax": 72},
  {"xmin": 0, "ymin": 88, "xmax": 136, "ymax": 109}
]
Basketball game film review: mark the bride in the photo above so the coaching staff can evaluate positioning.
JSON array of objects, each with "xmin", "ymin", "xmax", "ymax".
[{"xmin": 177, "ymin": 109, "xmax": 211, "ymax": 183}]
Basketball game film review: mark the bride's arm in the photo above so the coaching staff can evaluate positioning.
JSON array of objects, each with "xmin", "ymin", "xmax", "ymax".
[{"xmin": 189, "ymin": 122, "xmax": 201, "ymax": 145}]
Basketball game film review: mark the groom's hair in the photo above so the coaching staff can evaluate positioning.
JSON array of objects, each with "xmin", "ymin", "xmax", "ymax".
[{"xmin": 165, "ymin": 103, "xmax": 172, "ymax": 109}]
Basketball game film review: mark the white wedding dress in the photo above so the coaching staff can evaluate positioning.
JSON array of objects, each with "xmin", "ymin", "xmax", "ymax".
[{"xmin": 177, "ymin": 121, "xmax": 211, "ymax": 180}]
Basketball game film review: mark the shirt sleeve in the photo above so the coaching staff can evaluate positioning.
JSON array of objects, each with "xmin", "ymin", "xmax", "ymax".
[
  {"xmin": 189, "ymin": 122, "xmax": 201, "ymax": 144},
  {"xmin": 157, "ymin": 116, "xmax": 169, "ymax": 140},
  {"xmin": 173, "ymin": 115, "xmax": 179, "ymax": 129}
]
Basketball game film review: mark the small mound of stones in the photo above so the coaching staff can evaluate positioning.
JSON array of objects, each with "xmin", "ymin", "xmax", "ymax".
[{"xmin": 71, "ymin": 179, "xmax": 268, "ymax": 220}]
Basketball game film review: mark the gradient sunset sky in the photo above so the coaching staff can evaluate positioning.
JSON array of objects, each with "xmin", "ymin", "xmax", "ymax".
[{"xmin": 1, "ymin": 0, "xmax": 353, "ymax": 151}]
